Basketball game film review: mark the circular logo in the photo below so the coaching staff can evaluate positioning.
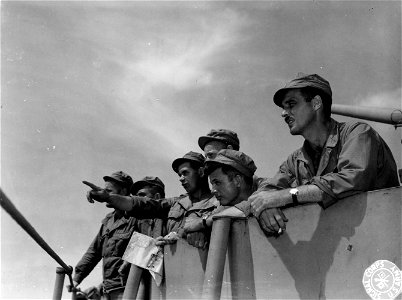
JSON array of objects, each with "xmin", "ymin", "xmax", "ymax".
[{"xmin": 362, "ymin": 260, "xmax": 402, "ymax": 300}]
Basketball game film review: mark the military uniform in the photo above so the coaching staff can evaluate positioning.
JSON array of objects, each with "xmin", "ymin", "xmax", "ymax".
[
  {"xmin": 74, "ymin": 212, "xmax": 137, "ymax": 293},
  {"xmin": 74, "ymin": 171, "xmax": 135, "ymax": 299}
]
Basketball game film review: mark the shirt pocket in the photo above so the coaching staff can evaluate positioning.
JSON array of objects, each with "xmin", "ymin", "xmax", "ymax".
[
  {"xmin": 112, "ymin": 231, "xmax": 133, "ymax": 257},
  {"xmin": 167, "ymin": 207, "xmax": 185, "ymax": 221}
]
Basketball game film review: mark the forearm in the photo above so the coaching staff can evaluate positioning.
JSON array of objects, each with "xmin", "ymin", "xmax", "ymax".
[
  {"xmin": 74, "ymin": 245, "xmax": 101, "ymax": 283},
  {"xmin": 269, "ymin": 184, "xmax": 325, "ymax": 207},
  {"xmin": 106, "ymin": 194, "xmax": 134, "ymax": 211},
  {"xmin": 250, "ymin": 184, "xmax": 326, "ymax": 217}
]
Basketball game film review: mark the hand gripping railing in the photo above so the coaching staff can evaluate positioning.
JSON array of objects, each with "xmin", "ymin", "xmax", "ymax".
[{"xmin": 0, "ymin": 188, "xmax": 76, "ymax": 300}]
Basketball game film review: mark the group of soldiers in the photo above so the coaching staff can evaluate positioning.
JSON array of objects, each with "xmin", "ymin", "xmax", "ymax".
[{"xmin": 70, "ymin": 73, "xmax": 400, "ymax": 300}]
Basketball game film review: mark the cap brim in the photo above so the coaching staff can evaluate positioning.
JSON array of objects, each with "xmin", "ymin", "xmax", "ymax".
[
  {"xmin": 273, "ymin": 81, "xmax": 332, "ymax": 107},
  {"xmin": 103, "ymin": 175, "xmax": 124, "ymax": 184},
  {"xmin": 198, "ymin": 136, "xmax": 234, "ymax": 150},
  {"xmin": 273, "ymin": 88, "xmax": 293, "ymax": 107},
  {"xmin": 172, "ymin": 158, "xmax": 202, "ymax": 173},
  {"xmin": 132, "ymin": 180, "xmax": 164, "ymax": 194},
  {"xmin": 131, "ymin": 181, "xmax": 148, "ymax": 194}
]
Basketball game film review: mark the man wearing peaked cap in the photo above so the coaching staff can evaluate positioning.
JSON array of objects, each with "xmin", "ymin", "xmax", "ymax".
[
  {"xmin": 198, "ymin": 129, "xmax": 288, "ymax": 235},
  {"xmin": 84, "ymin": 152, "xmax": 219, "ymax": 250},
  {"xmin": 184, "ymin": 149, "xmax": 260, "ymax": 233},
  {"xmin": 171, "ymin": 151, "xmax": 205, "ymax": 173},
  {"xmin": 198, "ymin": 129, "xmax": 240, "ymax": 160},
  {"xmin": 72, "ymin": 171, "xmax": 137, "ymax": 299},
  {"xmin": 205, "ymin": 149, "xmax": 256, "ymax": 208},
  {"xmin": 115, "ymin": 175, "xmax": 167, "ymax": 291},
  {"xmin": 132, "ymin": 176, "xmax": 165, "ymax": 199},
  {"xmin": 250, "ymin": 72, "xmax": 399, "ymax": 236},
  {"xmin": 131, "ymin": 176, "xmax": 166, "ymax": 238}
]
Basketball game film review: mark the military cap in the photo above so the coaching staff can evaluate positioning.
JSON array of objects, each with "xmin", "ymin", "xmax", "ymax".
[
  {"xmin": 172, "ymin": 151, "xmax": 205, "ymax": 173},
  {"xmin": 198, "ymin": 129, "xmax": 240, "ymax": 151},
  {"xmin": 131, "ymin": 176, "xmax": 165, "ymax": 195},
  {"xmin": 103, "ymin": 171, "xmax": 133, "ymax": 189},
  {"xmin": 273, "ymin": 73, "xmax": 332, "ymax": 107},
  {"xmin": 205, "ymin": 149, "xmax": 257, "ymax": 178}
]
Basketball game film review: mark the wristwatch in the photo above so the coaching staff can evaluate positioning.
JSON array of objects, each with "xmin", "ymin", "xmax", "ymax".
[{"xmin": 289, "ymin": 188, "xmax": 299, "ymax": 205}]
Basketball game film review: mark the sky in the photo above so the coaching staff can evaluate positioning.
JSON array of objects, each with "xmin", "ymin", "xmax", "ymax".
[{"xmin": 1, "ymin": 1, "xmax": 401, "ymax": 299}]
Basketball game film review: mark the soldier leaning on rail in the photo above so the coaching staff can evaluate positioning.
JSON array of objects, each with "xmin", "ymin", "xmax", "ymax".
[
  {"xmin": 198, "ymin": 129, "xmax": 287, "ymax": 234},
  {"xmin": 84, "ymin": 152, "xmax": 219, "ymax": 250},
  {"xmin": 249, "ymin": 73, "xmax": 400, "ymax": 235},
  {"xmin": 71, "ymin": 171, "xmax": 137, "ymax": 300},
  {"xmin": 183, "ymin": 149, "xmax": 257, "ymax": 234}
]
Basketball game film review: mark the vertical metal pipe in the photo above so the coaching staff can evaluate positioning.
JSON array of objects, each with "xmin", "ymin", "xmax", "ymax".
[
  {"xmin": 123, "ymin": 264, "xmax": 143, "ymax": 300},
  {"xmin": 53, "ymin": 267, "xmax": 65, "ymax": 300},
  {"xmin": 202, "ymin": 217, "xmax": 231, "ymax": 300},
  {"xmin": 228, "ymin": 218, "xmax": 256, "ymax": 299}
]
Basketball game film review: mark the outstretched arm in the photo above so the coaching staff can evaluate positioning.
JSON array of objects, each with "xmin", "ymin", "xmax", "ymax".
[{"xmin": 83, "ymin": 181, "xmax": 134, "ymax": 211}]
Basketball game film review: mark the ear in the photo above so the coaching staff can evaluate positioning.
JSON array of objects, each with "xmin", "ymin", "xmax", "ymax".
[
  {"xmin": 311, "ymin": 95, "xmax": 323, "ymax": 111},
  {"xmin": 234, "ymin": 174, "xmax": 242, "ymax": 187},
  {"xmin": 198, "ymin": 167, "xmax": 205, "ymax": 178}
]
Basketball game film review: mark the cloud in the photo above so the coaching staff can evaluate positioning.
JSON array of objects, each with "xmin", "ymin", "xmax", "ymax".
[
  {"xmin": 100, "ymin": 7, "xmax": 250, "ymax": 156},
  {"xmin": 120, "ymin": 7, "xmax": 247, "ymax": 91},
  {"xmin": 355, "ymin": 88, "xmax": 401, "ymax": 108}
]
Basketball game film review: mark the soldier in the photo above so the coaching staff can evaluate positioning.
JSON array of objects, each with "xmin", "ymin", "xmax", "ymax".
[
  {"xmin": 183, "ymin": 149, "xmax": 257, "ymax": 233},
  {"xmin": 198, "ymin": 129, "xmax": 287, "ymax": 234},
  {"xmin": 131, "ymin": 176, "xmax": 166, "ymax": 238},
  {"xmin": 84, "ymin": 152, "xmax": 218, "ymax": 249},
  {"xmin": 72, "ymin": 171, "xmax": 136, "ymax": 300},
  {"xmin": 250, "ymin": 73, "xmax": 399, "ymax": 235}
]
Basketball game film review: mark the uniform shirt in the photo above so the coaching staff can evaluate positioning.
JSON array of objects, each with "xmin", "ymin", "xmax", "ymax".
[
  {"xmin": 129, "ymin": 193, "xmax": 219, "ymax": 236},
  {"xmin": 136, "ymin": 218, "xmax": 166, "ymax": 238},
  {"xmin": 74, "ymin": 211, "xmax": 137, "ymax": 293},
  {"xmin": 259, "ymin": 119, "xmax": 399, "ymax": 208}
]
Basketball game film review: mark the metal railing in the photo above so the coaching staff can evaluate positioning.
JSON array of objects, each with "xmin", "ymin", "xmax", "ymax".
[{"xmin": 0, "ymin": 188, "xmax": 76, "ymax": 300}]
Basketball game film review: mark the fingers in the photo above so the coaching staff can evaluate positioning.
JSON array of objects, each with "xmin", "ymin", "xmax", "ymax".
[
  {"xmin": 249, "ymin": 193, "xmax": 264, "ymax": 217},
  {"xmin": 278, "ymin": 209, "xmax": 288, "ymax": 222},
  {"xmin": 82, "ymin": 181, "xmax": 102, "ymax": 191},
  {"xmin": 275, "ymin": 209, "xmax": 288, "ymax": 231},
  {"xmin": 155, "ymin": 236, "xmax": 166, "ymax": 246},
  {"xmin": 258, "ymin": 211, "xmax": 277, "ymax": 234},
  {"xmin": 155, "ymin": 239, "xmax": 167, "ymax": 246},
  {"xmin": 86, "ymin": 191, "xmax": 94, "ymax": 203},
  {"xmin": 258, "ymin": 209, "xmax": 288, "ymax": 236},
  {"xmin": 186, "ymin": 232, "xmax": 207, "ymax": 249}
]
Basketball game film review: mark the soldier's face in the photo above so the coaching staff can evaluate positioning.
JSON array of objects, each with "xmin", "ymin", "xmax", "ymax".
[
  {"xmin": 104, "ymin": 181, "xmax": 124, "ymax": 207},
  {"xmin": 177, "ymin": 162, "xmax": 201, "ymax": 194},
  {"xmin": 281, "ymin": 89, "xmax": 315, "ymax": 136},
  {"xmin": 136, "ymin": 187, "xmax": 154, "ymax": 199},
  {"xmin": 203, "ymin": 141, "xmax": 227, "ymax": 159},
  {"xmin": 209, "ymin": 168, "xmax": 239, "ymax": 206}
]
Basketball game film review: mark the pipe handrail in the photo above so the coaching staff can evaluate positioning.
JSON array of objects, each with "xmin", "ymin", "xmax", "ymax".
[
  {"xmin": 331, "ymin": 104, "xmax": 402, "ymax": 126},
  {"xmin": 0, "ymin": 188, "xmax": 74, "ymax": 286}
]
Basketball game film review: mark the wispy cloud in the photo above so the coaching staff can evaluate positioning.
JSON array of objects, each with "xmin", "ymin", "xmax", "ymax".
[
  {"xmin": 355, "ymin": 88, "xmax": 401, "ymax": 108},
  {"xmin": 102, "ymin": 7, "xmax": 249, "ymax": 156},
  {"xmin": 120, "ymin": 7, "xmax": 246, "ymax": 91}
]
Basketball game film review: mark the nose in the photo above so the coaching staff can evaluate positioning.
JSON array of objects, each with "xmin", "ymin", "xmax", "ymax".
[
  {"xmin": 281, "ymin": 109, "xmax": 289, "ymax": 118},
  {"xmin": 179, "ymin": 175, "xmax": 185, "ymax": 182},
  {"xmin": 211, "ymin": 186, "xmax": 218, "ymax": 195}
]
